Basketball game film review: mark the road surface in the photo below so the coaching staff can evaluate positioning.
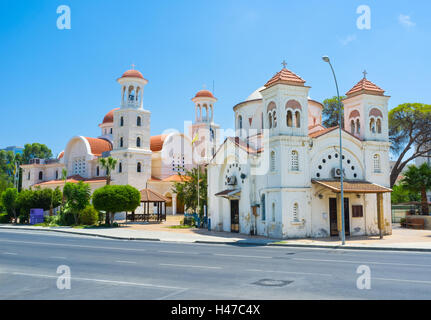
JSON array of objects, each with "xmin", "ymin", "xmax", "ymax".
[{"xmin": 0, "ymin": 229, "xmax": 430, "ymax": 299}]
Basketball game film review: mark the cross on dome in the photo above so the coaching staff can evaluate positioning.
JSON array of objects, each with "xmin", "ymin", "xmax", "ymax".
[
  {"xmin": 131, "ymin": 63, "xmax": 136, "ymax": 70},
  {"xmin": 363, "ymin": 70, "xmax": 368, "ymax": 79},
  {"xmin": 281, "ymin": 60, "xmax": 287, "ymax": 68}
]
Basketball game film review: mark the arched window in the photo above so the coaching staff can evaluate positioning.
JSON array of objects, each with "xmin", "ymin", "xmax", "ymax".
[
  {"xmin": 261, "ymin": 112, "xmax": 264, "ymax": 130},
  {"xmin": 38, "ymin": 171, "xmax": 43, "ymax": 180},
  {"xmin": 120, "ymin": 116, "xmax": 124, "ymax": 127},
  {"xmin": 295, "ymin": 111, "xmax": 301, "ymax": 128},
  {"xmin": 373, "ymin": 154, "xmax": 381, "ymax": 173},
  {"xmin": 272, "ymin": 203, "xmax": 275, "ymax": 222},
  {"xmin": 376, "ymin": 118, "xmax": 382, "ymax": 134},
  {"xmin": 210, "ymin": 128, "xmax": 214, "ymax": 141},
  {"xmin": 120, "ymin": 137, "xmax": 123, "ymax": 148},
  {"xmin": 273, "ymin": 111, "xmax": 277, "ymax": 128},
  {"xmin": 261, "ymin": 194, "xmax": 266, "ymax": 221},
  {"xmin": 55, "ymin": 170, "xmax": 59, "ymax": 179},
  {"xmin": 356, "ymin": 119, "xmax": 360, "ymax": 134},
  {"xmin": 351, "ymin": 120, "xmax": 356, "ymax": 134},
  {"xmin": 293, "ymin": 203, "xmax": 299, "ymax": 222},
  {"xmin": 137, "ymin": 116, "xmax": 141, "ymax": 126},
  {"xmin": 268, "ymin": 113, "xmax": 273, "ymax": 129},
  {"xmin": 291, "ymin": 150, "xmax": 299, "ymax": 171},
  {"xmin": 136, "ymin": 137, "xmax": 141, "ymax": 147},
  {"xmin": 27, "ymin": 172, "xmax": 30, "ymax": 180},
  {"xmin": 119, "ymin": 162, "xmax": 122, "ymax": 173},
  {"xmin": 110, "ymin": 128, "xmax": 113, "ymax": 134},
  {"xmin": 286, "ymin": 110, "xmax": 293, "ymax": 127},
  {"xmin": 137, "ymin": 162, "xmax": 142, "ymax": 173},
  {"xmin": 270, "ymin": 151, "xmax": 276, "ymax": 172},
  {"xmin": 370, "ymin": 118, "xmax": 376, "ymax": 133},
  {"xmin": 96, "ymin": 166, "xmax": 100, "ymax": 176},
  {"xmin": 238, "ymin": 115, "xmax": 242, "ymax": 130}
]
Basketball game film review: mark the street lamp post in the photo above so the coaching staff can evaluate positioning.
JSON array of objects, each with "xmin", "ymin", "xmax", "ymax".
[{"xmin": 322, "ymin": 56, "xmax": 346, "ymax": 245}]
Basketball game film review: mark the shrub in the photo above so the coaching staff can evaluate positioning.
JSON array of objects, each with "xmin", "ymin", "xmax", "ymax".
[
  {"xmin": 58, "ymin": 204, "xmax": 76, "ymax": 226},
  {"xmin": 79, "ymin": 205, "xmax": 99, "ymax": 225},
  {"xmin": 44, "ymin": 215, "xmax": 61, "ymax": 226},
  {"xmin": 0, "ymin": 212, "xmax": 10, "ymax": 223}
]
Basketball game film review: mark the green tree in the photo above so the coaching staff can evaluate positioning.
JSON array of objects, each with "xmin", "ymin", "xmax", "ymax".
[
  {"xmin": 391, "ymin": 184, "xmax": 420, "ymax": 204},
  {"xmin": 172, "ymin": 167, "xmax": 207, "ymax": 218},
  {"xmin": 49, "ymin": 187, "xmax": 62, "ymax": 216},
  {"xmin": 98, "ymin": 156, "xmax": 118, "ymax": 185},
  {"xmin": 19, "ymin": 143, "xmax": 53, "ymax": 164},
  {"xmin": 401, "ymin": 163, "xmax": 431, "ymax": 215},
  {"xmin": 389, "ymin": 103, "xmax": 431, "ymax": 187},
  {"xmin": 16, "ymin": 189, "xmax": 35, "ymax": 223},
  {"xmin": 1, "ymin": 188, "xmax": 18, "ymax": 223},
  {"xmin": 93, "ymin": 185, "xmax": 140, "ymax": 225},
  {"xmin": 79, "ymin": 205, "xmax": 99, "ymax": 225},
  {"xmin": 63, "ymin": 182, "xmax": 91, "ymax": 224},
  {"xmin": 322, "ymin": 96, "xmax": 345, "ymax": 128}
]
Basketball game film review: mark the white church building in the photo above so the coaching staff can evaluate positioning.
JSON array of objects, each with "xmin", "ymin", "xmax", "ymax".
[
  {"xmin": 207, "ymin": 66, "xmax": 393, "ymax": 239},
  {"xmin": 21, "ymin": 68, "xmax": 220, "ymax": 215}
]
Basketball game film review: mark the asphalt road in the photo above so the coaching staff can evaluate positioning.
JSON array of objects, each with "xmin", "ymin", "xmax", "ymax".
[{"xmin": 0, "ymin": 229, "xmax": 430, "ymax": 299}]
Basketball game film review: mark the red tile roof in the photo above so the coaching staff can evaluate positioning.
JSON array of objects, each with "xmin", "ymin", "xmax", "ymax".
[
  {"xmin": 84, "ymin": 137, "xmax": 112, "ymax": 156},
  {"xmin": 194, "ymin": 90, "xmax": 215, "ymax": 99},
  {"xmin": 264, "ymin": 67, "xmax": 306, "ymax": 88},
  {"xmin": 312, "ymin": 179, "xmax": 392, "ymax": 193},
  {"xmin": 121, "ymin": 69, "xmax": 145, "ymax": 80},
  {"xmin": 308, "ymin": 126, "xmax": 362, "ymax": 141},
  {"xmin": 140, "ymin": 189, "xmax": 169, "ymax": 202},
  {"xmin": 57, "ymin": 151, "xmax": 64, "ymax": 159},
  {"xmin": 101, "ymin": 108, "xmax": 120, "ymax": 124},
  {"xmin": 345, "ymin": 78, "xmax": 385, "ymax": 97},
  {"xmin": 34, "ymin": 175, "xmax": 107, "ymax": 187},
  {"xmin": 150, "ymin": 134, "xmax": 168, "ymax": 152}
]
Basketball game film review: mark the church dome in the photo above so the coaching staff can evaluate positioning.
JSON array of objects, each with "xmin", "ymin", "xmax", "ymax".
[
  {"xmin": 121, "ymin": 69, "xmax": 145, "ymax": 80},
  {"xmin": 245, "ymin": 86, "xmax": 265, "ymax": 101},
  {"xmin": 194, "ymin": 90, "xmax": 215, "ymax": 99},
  {"xmin": 101, "ymin": 108, "xmax": 120, "ymax": 125}
]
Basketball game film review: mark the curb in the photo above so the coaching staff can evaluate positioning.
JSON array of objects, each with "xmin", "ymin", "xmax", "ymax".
[
  {"xmin": 0, "ymin": 226, "xmax": 160, "ymax": 242},
  {"xmin": 1, "ymin": 226, "xmax": 431, "ymax": 253}
]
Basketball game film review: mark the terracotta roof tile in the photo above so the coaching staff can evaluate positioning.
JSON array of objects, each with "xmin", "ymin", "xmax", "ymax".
[
  {"xmin": 101, "ymin": 108, "xmax": 120, "ymax": 125},
  {"xmin": 34, "ymin": 175, "xmax": 107, "ymax": 187},
  {"xmin": 139, "ymin": 189, "xmax": 169, "ymax": 202},
  {"xmin": 345, "ymin": 77, "xmax": 385, "ymax": 97},
  {"xmin": 312, "ymin": 179, "xmax": 392, "ymax": 193},
  {"xmin": 194, "ymin": 90, "xmax": 215, "ymax": 99},
  {"xmin": 264, "ymin": 67, "xmax": 306, "ymax": 88},
  {"xmin": 121, "ymin": 69, "xmax": 145, "ymax": 80},
  {"xmin": 162, "ymin": 174, "xmax": 192, "ymax": 182},
  {"xmin": 150, "ymin": 134, "xmax": 168, "ymax": 152},
  {"xmin": 84, "ymin": 137, "xmax": 112, "ymax": 156}
]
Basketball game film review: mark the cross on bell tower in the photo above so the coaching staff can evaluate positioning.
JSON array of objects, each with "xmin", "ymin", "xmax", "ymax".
[
  {"xmin": 363, "ymin": 70, "xmax": 368, "ymax": 79},
  {"xmin": 281, "ymin": 60, "xmax": 287, "ymax": 68}
]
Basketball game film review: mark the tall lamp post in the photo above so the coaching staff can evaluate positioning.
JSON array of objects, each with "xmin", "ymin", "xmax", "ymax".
[{"xmin": 322, "ymin": 56, "xmax": 346, "ymax": 245}]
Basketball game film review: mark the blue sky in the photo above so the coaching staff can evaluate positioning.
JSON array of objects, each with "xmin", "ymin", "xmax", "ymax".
[{"xmin": 0, "ymin": 0, "xmax": 429, "ymax": 156}]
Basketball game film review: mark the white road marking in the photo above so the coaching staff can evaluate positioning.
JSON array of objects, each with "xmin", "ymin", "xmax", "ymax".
[
  {"xmin": 49, "ymin": 256, "xmax": 67, "ymax": 259},
  {"xmin": 115, "ymin": 260, "xmax": 137, "ymax": 264},
  {"xmin": 3, "ymin": 252, "xmax": 17, "ymax": 255},
  {"xmin": 215, "ymin": 253, "xmax": 272, "ymax": 259},
  {"xmin": 245, "ymin": 268, "xmax": 332, "ymax": 277},
  {"xmin": 160, "ymin": 263, "xmax": 222, "ymax": 270},
  {"xmin": 0, "ymin": 239, "xmax": 147, "ymax": 253},
  {"xmin": 159, "ymin": 250, "xmax": 184, "ymax": 254},
  {"xmin": 157, "ymin": 288, "xmax": 189, "ymax": 300},
  {"xmin": 4, "ymin": 271, "xmax": 184, "ymax": 290},
  {"xmin": 374, "ymin": 277, "xmax": 431, "ymax": 285},
  {"xmin": 293, "ymin": 257, "xmax": 431, "ymax": 268}
]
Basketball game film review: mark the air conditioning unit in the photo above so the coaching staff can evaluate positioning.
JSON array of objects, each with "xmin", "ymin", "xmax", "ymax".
[
  {"xmin": 331, "ymin": 167, "xmax": 345, "ymax": 179},
  {"xmin": 227, "ymin": 175, "xmax": 237, "ymax": 186}
]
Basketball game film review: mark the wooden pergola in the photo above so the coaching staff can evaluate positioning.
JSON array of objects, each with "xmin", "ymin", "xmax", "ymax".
[{"xmin": 126, "ymin": 189, "xmax": 168, "ymax": 223}]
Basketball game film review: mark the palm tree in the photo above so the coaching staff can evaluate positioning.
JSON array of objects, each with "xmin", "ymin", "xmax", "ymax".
[
  {"xmin": 402, "ymin": 163, "xmax": 431, "ymax": 215},
  {"xmin": 98, "ymin": 156, "xmax": 118, "ymax": 185}
]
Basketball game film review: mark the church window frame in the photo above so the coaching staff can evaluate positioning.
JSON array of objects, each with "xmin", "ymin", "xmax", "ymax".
[
  {"xmin": 271, "ymin": 202, "xmax": 276, "ymax": 222},
  {"xmin": 137, "ymin": 162, "xmax": 142, "ymax": 173},
  {"xmin": 373, "ymin": 154, "xmax": 381, "ymax": 173},
  {"xmin": 261, "ymin": 194, "xmax": 266, "ymax": 221},
  {"xmin": 295, "ymin": 110, "xmax": 301, "ymax": 128},
  {"xmin": 120, "ymin": 116, "xmax": 124, "ymax": 127},
  {"xmin": 291, "ymin": 150, "xmax": 299, "ymax": 171},
  {"xmin": 136, "ymin": 137, "xmax": 141, "ymax": 148},
  {"xmin": 270, "ymin": 150, "xmax": 276, "ymax": 173},
  {"xmin": 293, "ymin": 202, "xmax": 299, "ymax": 222},
  {"xmin": 137, "ymin": 116, "xmax": 142, "ymax": 127},
  {"xmin": 286, "ymin": 110, "xmax": 293, "ymax": 127},
  {"xmin": 38, "ymin": 171, "xmax": 43, "ymax": 180},
  {"xmin": 120, "ymin": 137, "xmax": 124, "ymax": 148}
]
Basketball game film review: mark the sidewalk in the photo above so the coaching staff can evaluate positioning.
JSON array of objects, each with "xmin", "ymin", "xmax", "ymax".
[{"xmin": 1, "ymin": 218, "xmax": 431, "ymax": 252}]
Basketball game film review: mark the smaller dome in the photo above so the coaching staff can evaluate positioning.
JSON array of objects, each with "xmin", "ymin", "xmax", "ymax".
[
  {"xmin": 194, "ymin": 90, "xmax": 215, "ymax": 99},
  {"xmin": 102, "ymin": 108, "xmax": 120, "ymax": 125},
  {"xmin": 121, "ymin": 69, "xmax": 145, "ymax": 80},
  {"xmin": 246, "ymin": 86, "xmax": 265, "ymax": 101}
]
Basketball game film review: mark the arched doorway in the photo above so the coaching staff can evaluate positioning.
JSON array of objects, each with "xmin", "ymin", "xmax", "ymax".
[{"xmin": 176, "ymin": 197, "xmax": 185, "ymax": 214}]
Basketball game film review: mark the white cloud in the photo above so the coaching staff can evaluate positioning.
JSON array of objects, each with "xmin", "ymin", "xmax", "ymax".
[
  {"xmin": 339, "ymin": 34, "xmax": 357, "ymax": 46},
  {"xmin": 399, "ymin": 14, "xmax": 416, "ymax": 27}
]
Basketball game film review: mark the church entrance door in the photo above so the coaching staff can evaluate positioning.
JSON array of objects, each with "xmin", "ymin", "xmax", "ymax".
[
  {"xmin": 329, "ymin": 197, "xmax": 350, "ymax": 236},
  {"xmin": 230, "ymin": 200, "xmax": 239, "ymax": 233}
]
